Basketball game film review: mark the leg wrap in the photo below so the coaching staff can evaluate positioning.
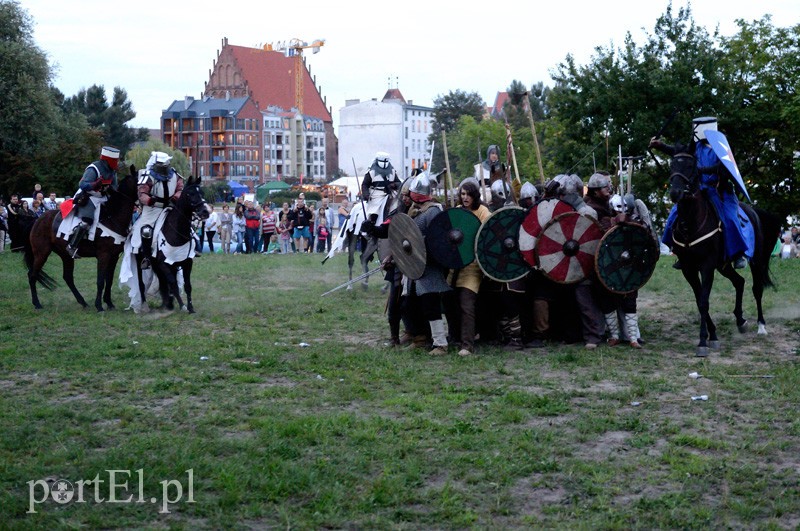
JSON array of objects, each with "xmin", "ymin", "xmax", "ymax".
[{"xmin": 604, "ymin": 312, "xmax": 620, "ymax": 340}]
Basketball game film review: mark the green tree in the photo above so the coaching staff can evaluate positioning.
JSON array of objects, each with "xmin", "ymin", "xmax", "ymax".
[
  {"xmin": 0, "ymin": 0, "xmax": 59, "ymax": 196},
  {"xmin": 715, "ymin": 17, "xmax": 800, "ymax": 221},
  {"xmin": 429, "ymin": 90, "xmax": 485, "ymax": 176},
  {"xmin": 547, "ymin": 3, "xmax": 725, "ymax": 226},
  {"xmin": 126, "ymin": 140, "xmax": 190, "ymax": 176},
  {"xmin": 63, "ymin": 85, "xmax": 149, "ymax": 157}
]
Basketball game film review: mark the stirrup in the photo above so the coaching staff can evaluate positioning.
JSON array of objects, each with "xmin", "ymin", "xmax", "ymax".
[
  {"xmin": 140, "ymin": 257, "xmax": 151, "ymax": 270},
  {"xmin": 733, "ymin": 257, "xmax": 747, "ymax": 269}
]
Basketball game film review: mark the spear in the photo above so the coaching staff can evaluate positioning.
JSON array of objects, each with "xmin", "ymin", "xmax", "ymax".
[
  {"xmin": 504, "ymin": 121, "xmax": 520, "ymax": 205},
  {"xmin": 442, "ymin": 130, "xmax": 454, "ymax": 208},
  {"xmin": 517, "ymin": 91, "xmax": 546, "ymax": 185},
  {"xmin": 352, "ymin": 157, "xmax": 368, "ymax": 221},
  {"xmin": 321, "ymin": 265, "xmax": 383, "ymax": 296}
]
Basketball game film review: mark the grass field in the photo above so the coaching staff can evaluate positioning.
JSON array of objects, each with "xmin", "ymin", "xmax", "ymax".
[{"xmin": 1, "ymin": 248, "xmax": 798, "ymax": 529}]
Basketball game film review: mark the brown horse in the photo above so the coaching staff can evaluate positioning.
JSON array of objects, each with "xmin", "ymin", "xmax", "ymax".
[
  {"xmin": 668, "ymin": 152, "xmax": 781, "ymax": 356},
  {"xmin": 23, "ymin": 165, "xmax": 138, "ymax": 311}
]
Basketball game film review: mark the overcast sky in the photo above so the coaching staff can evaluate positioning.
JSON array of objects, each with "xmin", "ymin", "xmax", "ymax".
[{"xmin": 22, "ymin": 0, "xmax": 800, "ymax": 133}]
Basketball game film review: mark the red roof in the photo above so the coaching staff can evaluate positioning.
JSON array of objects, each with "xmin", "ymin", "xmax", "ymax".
[
  {"xmin": 492, "ymin": 92, "xmax": 510, "ymax": 117},
  {"xmin": 382, "ymin": 88, "xmax": 406, "ymax": 103},
  {"xmin": 226, "ymin": 44, "xmax": 332, "ymax": 123}
]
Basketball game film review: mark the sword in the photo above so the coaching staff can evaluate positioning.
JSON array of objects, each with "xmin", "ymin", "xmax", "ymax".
[{"xmin": 321, "ymin": 265, "xmax": 383, "ymax": 296}]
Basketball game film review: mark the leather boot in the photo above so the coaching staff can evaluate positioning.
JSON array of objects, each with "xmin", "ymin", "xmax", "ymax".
[{"xmin": 67, "ymin": 222, "xmax": 89, "ymax": 258}]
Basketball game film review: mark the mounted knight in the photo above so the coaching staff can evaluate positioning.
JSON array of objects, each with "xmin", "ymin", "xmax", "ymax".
[
  {"xmin": 130, "ymin": 151, "xmax": 184, "ymax": 269},
  {"xmin": 361, "ymin": 151, "xmax": 402, "ymax": 228},
  {"xmin": 650, "ymin": 116, "xmax": 753, "ymax": 270},
  {"xmin": 62, "ymin": 146, "xmax": 120, "ymax": 258}
]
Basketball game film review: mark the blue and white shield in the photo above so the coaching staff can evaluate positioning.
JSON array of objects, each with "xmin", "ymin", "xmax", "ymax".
[{"xmin": 705, "ymin": 130, "xmax": 751, "ymax": 202}]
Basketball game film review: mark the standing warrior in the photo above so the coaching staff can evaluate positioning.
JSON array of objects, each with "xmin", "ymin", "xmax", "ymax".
[
  {"xmin": 473, "ymin": 145, "xmax": 506, "ymax": 187},
  {"xmin": 66, "ymin": 146, "xmax": 120, "ymax": 258},
  {"xmin": 361, "ymin": 151, "xmax": 402, "ymax": 223},
  {"xmin": 131, "ymin": 151, "xmax": 184, "ymax": 269}
]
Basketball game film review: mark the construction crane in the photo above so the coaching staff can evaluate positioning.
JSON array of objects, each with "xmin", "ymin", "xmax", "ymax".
[{"xmin": 261, "ymin": 38, "xmax": 325, "ymax": 114}]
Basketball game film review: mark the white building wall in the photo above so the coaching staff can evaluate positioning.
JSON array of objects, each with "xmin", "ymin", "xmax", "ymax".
[{"xmin": 339, "ymin": 100, "xmax": 405, "ymax": 178}]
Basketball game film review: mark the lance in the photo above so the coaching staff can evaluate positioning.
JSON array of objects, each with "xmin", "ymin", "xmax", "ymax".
[
  {"xmin": 520, "ymin": 91, "xmax": 546, "ymax": 185},
  {"xmin": 321, "ymin": 265, "xmax": 383, "ymax": 296},
  {"xmin": 504, "ymin": 121, "xmax": 520, "ymax": 205},
  {"xmin": 442, "ymin": 130, "xmax": 455, "ymax": 208},
  {"xmin": 352, "ymin": 157, "xmax": 369, "ymax": 222}
]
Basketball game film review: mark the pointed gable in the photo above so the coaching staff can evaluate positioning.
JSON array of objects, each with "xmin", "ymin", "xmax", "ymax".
[
  {"xmin": 381, "ymin": 88, "xmax": 406, "ymax": 104},
  {"xmin": 204, "ymin": 39, "xmax": 332, "ymax": 123}
]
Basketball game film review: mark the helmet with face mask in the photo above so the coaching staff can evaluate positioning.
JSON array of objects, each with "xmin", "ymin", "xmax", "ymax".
[
  {"xmin": 146, "ymin": 151, "xmax": 173, "ymax": 181},
  {"xmin": 692, "ymin": 116, "xmax": 717, "ymax": 142},
  {"xmin": 609, "ymin": 194, "xmax": 624, "ymax": 213}
]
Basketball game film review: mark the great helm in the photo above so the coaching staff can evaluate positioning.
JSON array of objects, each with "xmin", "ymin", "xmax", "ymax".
[
  {"xmin": 374, "ymin": 151, "xmax": 391, "ymax": 170},
  {"xmin": 692, "ymin": 116, "xmax": 717, "ymax": 142},
  {"xmin": 100, "ymin": 146, "xmax": 120, "ymax": 170},
  {"xmin": 587, "ymin": 172, "xmax": 612, "ymax": 190},
  {"xmin": 147, "ymin": 151, "xmax": 173, "ymax": 178}
]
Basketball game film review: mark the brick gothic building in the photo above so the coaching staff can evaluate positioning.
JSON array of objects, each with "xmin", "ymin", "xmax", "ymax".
[{"xmin": 204, "ymin": 37, "xmax": 338, "ymax": 179}]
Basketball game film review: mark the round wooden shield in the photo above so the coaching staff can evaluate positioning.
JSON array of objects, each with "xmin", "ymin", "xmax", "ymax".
[
  {"xmin": 427, "ymin": 208, "xmax": 482, "ymax": 269},
  {"xmin": 595, "ymin": 222, "xmax": 659, "ymax": 294},
  {"xmin": 388, "ymin": 212, "xmax": 426, "ymax": 280},
  {"xmin": 475, "ymin": 206, "xmax": 529, "ymax": 282},
  {"xmin": 519, "ymin": 199, "xmax": 575, "ymax": 268},
  {"xmin": 535, "ymin": 211, "xmax": 603, "ymax": 284}
]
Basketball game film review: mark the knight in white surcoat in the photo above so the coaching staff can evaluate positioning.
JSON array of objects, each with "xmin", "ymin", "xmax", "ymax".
[
  {"xmin": 130, "ymin": 151, "xmax": 184, "ymax": 268},
  {"xmin": 361, "ymin": 151, "xmax": 401, "ymax": 222}
]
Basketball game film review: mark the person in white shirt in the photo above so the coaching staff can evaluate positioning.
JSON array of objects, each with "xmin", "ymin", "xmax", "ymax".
[{"xmin": 205, "ymin": 204, "xmax": 219, "ymax": 253}]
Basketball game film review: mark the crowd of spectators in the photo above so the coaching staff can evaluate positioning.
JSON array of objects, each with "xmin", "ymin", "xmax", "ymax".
[{"xmin": 195, "ymin": 194, "xmax": 347, "ymax": 255}]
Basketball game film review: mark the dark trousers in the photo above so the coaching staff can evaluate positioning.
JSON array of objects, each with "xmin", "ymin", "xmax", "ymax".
[
  {"xmin": 261, "ymin": 232, "xmax": 274, "ymax": 252},
  {"xmin": 244, "ymin": 227, "xmax": 259, "ymax": 253},
  {"xmin": 206, "ymin": 231, "xmax": 216, "ymax": 253}
]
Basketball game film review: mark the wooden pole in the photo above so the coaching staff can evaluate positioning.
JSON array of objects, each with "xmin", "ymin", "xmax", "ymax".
[{"xmin": 523, "ymin": 95, "xmax": 546, "ymax": 186}]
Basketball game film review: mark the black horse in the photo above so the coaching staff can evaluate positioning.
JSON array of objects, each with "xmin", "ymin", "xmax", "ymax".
[
  {"xmin": 668, "ymin": 151, "xmax": 781, "ymax": 356},
  {"xmin": 135, "ymin": 175, "xmax": 208, "ymax": 313},
  {"xmin": 23, "ymin": 165, "xmax": 138, "ymax": 311}
]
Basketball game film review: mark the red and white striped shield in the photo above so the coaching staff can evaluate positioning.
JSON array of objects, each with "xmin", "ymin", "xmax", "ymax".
[
  {"xmin": 519, "ymin": 199, "xmax": 575, "ymax": 268},
  {"xmin": 535, "ymin": 211, "xmax": 603, "ymax": 284}
]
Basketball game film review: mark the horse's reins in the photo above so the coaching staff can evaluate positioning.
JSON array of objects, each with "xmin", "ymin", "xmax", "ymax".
[{"xmin": 672, "ymin": 222, "xmax": 721, "ymax": 248}]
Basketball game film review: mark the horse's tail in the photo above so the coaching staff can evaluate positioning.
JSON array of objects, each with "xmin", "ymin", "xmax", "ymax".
[
  {"xmin": 21, "ymin": 218, "xmax": 58, "ymax": 291},
  {"xmin": 753, "ymin": 206, "xmax": 781, "ymax": 289}
]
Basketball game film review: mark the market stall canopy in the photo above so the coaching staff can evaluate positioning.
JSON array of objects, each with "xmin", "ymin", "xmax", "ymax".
[
  {"xmin": 226, "ymin": 180, "xmax": 249, "ymax": 198},
  {"xmin": 256, "ymin": 181, "xmax": 290, "ymax": 203}
]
